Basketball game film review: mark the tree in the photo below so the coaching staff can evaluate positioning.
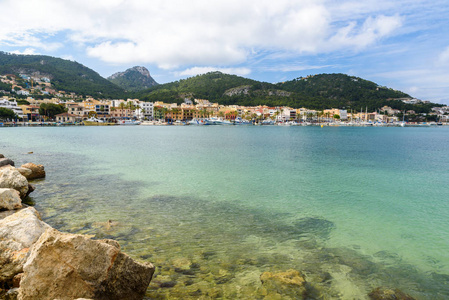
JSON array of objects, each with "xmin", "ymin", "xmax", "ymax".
[
  {"xmin": 39, "ymin": 103, "xmax": 66, "ymax": 119},
  {"xmin": 118, "ymin": 102, "xmax": 126, "ymax": 118},
  {"xmin": 0, "ymin": 107, "xmax": 15, "ymax": 120},
  {"xmin": 333, "ymin": 114, "xmax": 340, "ymax": 120}
]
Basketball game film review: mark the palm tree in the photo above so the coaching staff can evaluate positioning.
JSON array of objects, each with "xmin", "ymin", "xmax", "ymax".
[{"xmin": 118, "ymin": 102, "xmax": 126, "ymax": 118}]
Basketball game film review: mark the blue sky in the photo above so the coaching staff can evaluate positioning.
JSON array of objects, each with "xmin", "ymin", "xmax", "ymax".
[{"xmin": 1, "ymin": 0, "xmax": 448, "ymax": 104}]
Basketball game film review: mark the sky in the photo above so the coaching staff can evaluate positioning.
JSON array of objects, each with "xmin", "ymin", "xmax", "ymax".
[{"xmin": 0, "ymin": 0, "xmax": 448, "ymax": 104}]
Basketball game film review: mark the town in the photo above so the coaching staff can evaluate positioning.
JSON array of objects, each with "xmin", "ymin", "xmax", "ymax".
[{"xmin": 1, "ymin": 73, "xmax": 448, "ymax": 126}]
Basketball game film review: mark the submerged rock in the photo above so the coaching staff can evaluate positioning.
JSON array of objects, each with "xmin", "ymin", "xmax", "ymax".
[
  {"xmin": 0, "ymin": 167, "xmax": 29, "ymax": 199},
  {"xmin": 259, "ymin": 269, "xmax": 308, "ymax": 299},
  {"xmin": 20, "ymin": 163, "xmax": 45, "ymax": 180},
  {"xmin": 0, "ymin": 207, "xmax": 50, "ymax": 283},
  {"xmin": 0, "ymin": 158, "xmax": 14, "ymax": 168},
  {"xmin": 18, "ymin": 227, "xmax": 155, "ymax": 300},
  {"xmin": 294, "ymin": 217, "xmax": 335, "ymax": 238},
  {"xmin": 0, "ymin": 188, "xmax": 22, "ymax": 210},
  {"xmin": 369, "ymin": 287, "xmax": 416, "ymax": 300}
]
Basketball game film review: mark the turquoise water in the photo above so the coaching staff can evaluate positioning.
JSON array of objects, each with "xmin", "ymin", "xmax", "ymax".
[{"xmin": 2, "ymin": 126, "xmax": 449, "ymax": 299}]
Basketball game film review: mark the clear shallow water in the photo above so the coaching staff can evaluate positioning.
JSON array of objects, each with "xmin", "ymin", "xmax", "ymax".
[{"xmin": 2, "ymin": 126, "xmax": 449, "ymax": 299}]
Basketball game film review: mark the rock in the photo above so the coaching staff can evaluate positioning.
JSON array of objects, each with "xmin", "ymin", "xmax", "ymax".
[
  {"xmin": 0, "ymin": 188, "xmax": 22, "ymax": 210},
  {"xmin": 369, "ymin": 287, "xmax": 416, "ymax": 300},
  {"xmin": 16, "ymin": 168, "xmax": 32, "ymax": 179},
  {"xmin": 13, "ymin": 274, "xmax": 22, "ymax": 288},
  {"xmin": 0, "ymin": 167, "xmax": 29, "ymax": 199},
  {"xmin": 20, "ymin": 163, "xmax": 45, "ymax": 180},
  {"xmin": 0, "ymin": 158, "xmax": 15, "ymax": 168},
  {"xmin": 259, "ymin": 269, "xmax": 308, "ymax": 299},
  {"xmin": 25, "ymin": 185, "xmax": 34, "ymax": 198},
  {"xmin": 0, "ymin": 154, "xmax": 4, "ymax": 158},
  {"xmin": 3, "ymin": 287, "xmax": 19, "ymax": 300},
  {"xmin": 0, "ymin": 207, "xmax": 50, "ymax": 283},
  {"xmin": 18, "ymin": 228, "xmax": 155, "ymax": 300}
]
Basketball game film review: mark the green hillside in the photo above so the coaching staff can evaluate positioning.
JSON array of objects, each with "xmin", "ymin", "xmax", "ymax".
[
  {"xmin": 136, "ymin": 71, "xmax": 435, "ymax": 112},
  {"xmin": 0, "ymin": 51, "xmax": 124, "ymax": 98}
]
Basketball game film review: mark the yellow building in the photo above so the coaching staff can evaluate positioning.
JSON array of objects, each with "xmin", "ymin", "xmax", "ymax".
[{"xmin": 80, "ymin": 98, "xmax": 101, "ymax": 112}]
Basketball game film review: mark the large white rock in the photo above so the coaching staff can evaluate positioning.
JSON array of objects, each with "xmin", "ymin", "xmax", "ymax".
[
  {"xmin": 0, "ymin": 188, "xmax": 22, "ymax": 210},
  {"xmin": 18, "ymin": 228, "xmax": 155, "ymax": 300},
  {"xmin": 16, "ymin": 167, "xmax": 32, "ymax": 179},
  {"xmin": 0, "ymin": 166, "xmax": 29, "ymax": 199},
  {"xmin": 0, "ymin": 207, "xmax": 50, "ymax": 282}
]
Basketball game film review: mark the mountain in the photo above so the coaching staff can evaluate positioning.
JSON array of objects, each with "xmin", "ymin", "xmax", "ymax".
[
  {"xmin": 136, "ymin": 71, "xmax": 435, "ymax": 112},
  {"xmin": 107, "ymin": 66, "xmax": 158, "ymax": 92},
  {"xmin": 0, "ymin": 51, "xmax": 125, "ymax": 98}
]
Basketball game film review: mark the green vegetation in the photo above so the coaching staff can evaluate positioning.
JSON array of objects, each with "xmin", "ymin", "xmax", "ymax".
[
  {"xmin": 0, "ymin": 107, "xmax": 15, "ymax": 119},
  {"xmin": 17, "ymin": 99, "xmax": 30, "ymax": 105},
  {"xmin": 0, "ymin": 81, "xmax": 11, "ymax": 91},
  {"xmin": 0, "ymin": 52, "xmax": 125, "ymax": 98},
  {"xmin": 38, "ymin": 103, "xmax": 67, "ymax": 118},
  {"xmin": 0, "ymin": 52, "xmax": 443, "ymax": 113},
  {"xmin": 136, "ymin": 72, "xmax": 438, "ymax": 112}
]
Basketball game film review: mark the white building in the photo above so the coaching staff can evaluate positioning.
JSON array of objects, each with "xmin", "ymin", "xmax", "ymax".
[
  {"xmin": 280, "ymin": 108, "xmax": 296, "ymax": 121},
  {"xmin": 339, "ymin": 109, "xmax": 348, "ymax": 120},
  {"xmin": 138, "ymin": 102, "xmax": 154, "ymax": 120},
  {"xmin": 0, "ymin": 98, "xmax": 24, "ymax": 119},
  {"xmin": 16, "ymin": 90, "xmax": 30, "ymax": 96}
]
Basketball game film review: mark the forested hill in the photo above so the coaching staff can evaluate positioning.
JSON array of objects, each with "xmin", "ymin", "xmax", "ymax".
[
  {"xmin": 276, "ymin": 74, "xmax": 411, "ymax": 110},
  {"xmin": 0, "ymin": 52, "xmax": 124, "ymax": 98},
  {"xmin": 135, "ymin": 71, "xmax": 266, "ymax": 103},
  {"xmin": 136, "ymin": 71, "xmax": 435, "ymax": 112}
]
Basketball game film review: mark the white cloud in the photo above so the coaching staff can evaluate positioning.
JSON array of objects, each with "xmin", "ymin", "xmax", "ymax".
[
  {"xmin": 10, "ymin": 48, "xmax": 38, "ymax": 55},
  {"xmin": 176, "ymin": 67, "xmax": 251, "ymax": 77},
  {"xmin": 0, "ymin": 0, "xmax": 404, "ymax": 69},
  {"xmin": 328, "ymin": 15, "xmax": 402, "ymax": 50}
]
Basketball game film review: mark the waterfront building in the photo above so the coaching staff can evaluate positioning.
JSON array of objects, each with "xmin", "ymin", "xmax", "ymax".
[
  {"xmin": 95, "ymin": 103, "xmax": 110, "ymax": 120},
  {"xmin": 66, "ymin": 103, "xmax": 87, "ymax": 119},
  {"xmin": 81, "ymin": 98, "xmax": 101, "ymax": 112},
  {"xmin": 110, "ymin": 108, "xmax": 133, "ymax": 119},
  {"xmin": 138, "ymin": 102, "xmax": 154, "ymax": 120},
  {"xmin": 20, "ymin": 105, "xmax": 40, "ymax": 121},
  {"xmin": 0, "ymin": 98, "xmax": 24, "ymax": 119},
  {"xmin": 55, "ymin": 112, "xmax": 81, "ymax": 123}
]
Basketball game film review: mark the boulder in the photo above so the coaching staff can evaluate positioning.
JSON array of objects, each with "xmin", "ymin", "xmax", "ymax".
[
  {"xmin": 3, "ymin": 287, "xmax": 19, "ymax": 300},
  {"xmin": 369, "ymin": 287, "xmax": 416, "ymax": 300},
  {"xmin": 25, "ymin": 185, "xmax": 34, "ymax": 198},
  {"xmin": 259, "ymin": 269, "xmax": 308, "ymax": 299},
  {"xmin": 0, "ymin": 154, "xmax": 4, "ymax": 158},
  {"xmin": 0, "ymin": 167, "xmax": 29, "ymax": 199},
  {"xmin": 0, "ymin": 188, "xmax": 22, "ymax": 210},
  {"xmin": 20, "ymin": 163, "xmax": 45, "ymax": 180},
  {"xmin": 0, "ymin": 207, "xmax": 50, "ymax": 283},
  {"xmin": 16, "ymin": 168, "xmax": 32, "ymax": 179},
  {"xmin": 18, "ymin": 228, "xmax": 155, "ymax": 300},
  {"xmin": 0, "ymin": 158, "xmax": 15, "ymax": 168}
]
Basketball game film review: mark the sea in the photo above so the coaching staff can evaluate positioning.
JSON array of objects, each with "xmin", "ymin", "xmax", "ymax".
[{"xmin": 2, "ymin": 125, "xmax": 449, "ymax": 299}]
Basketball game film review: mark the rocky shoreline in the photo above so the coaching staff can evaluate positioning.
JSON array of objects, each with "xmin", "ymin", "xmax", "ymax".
[
  {"xmin": 0, "ymin": 153, "xmax": 417, "ymax": 300},
  {"xmin": 0, "ymin": 155, "xmax": 155, "ymax": 300}
]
